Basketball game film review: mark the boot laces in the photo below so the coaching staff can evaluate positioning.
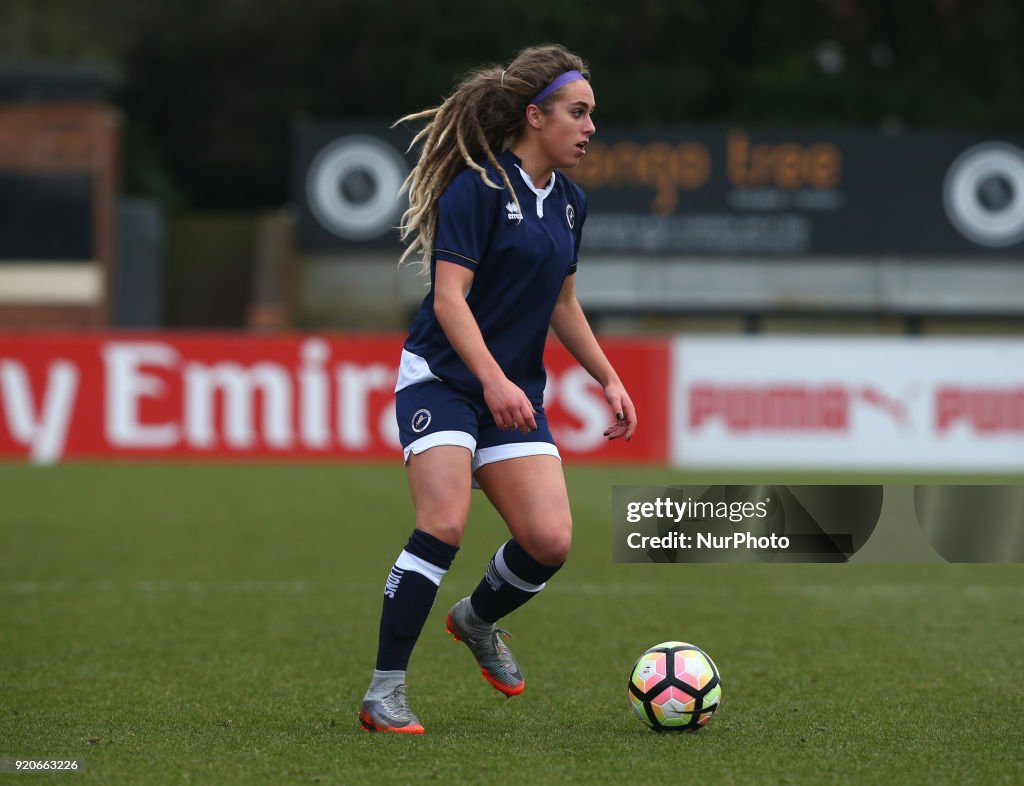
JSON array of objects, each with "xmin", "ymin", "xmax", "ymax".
[{"xmin": 380, "ymin": 684, "xmax": 413, "ymax": 721}]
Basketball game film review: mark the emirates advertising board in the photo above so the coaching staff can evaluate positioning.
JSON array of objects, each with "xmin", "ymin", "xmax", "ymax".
[
  {"xmin": 672, "ymin": 336, "xmax": 1024, "ymax": 472},
  {"xmin": 0, "ymin": 334, "xmax": 666, "ymax": 465},
  {"xmin": 295, "ymin": 123, "xmax": 1024, "ymax": 256},
  {"xmin": 2, "ymin": 333, "xmax": 1021, "ymax": 471}
]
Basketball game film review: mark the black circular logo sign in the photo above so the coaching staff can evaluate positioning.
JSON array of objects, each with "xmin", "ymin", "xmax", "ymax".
[
  {"xmin": 943, "ymin": 142, "xmax": 1024, "ymax": 248},
  {"xmin": 305, "ymin": 135, "xmax": 410, "ymax": 241}
]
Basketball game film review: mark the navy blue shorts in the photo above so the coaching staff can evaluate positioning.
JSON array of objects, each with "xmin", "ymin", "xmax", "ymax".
[{"xmin": 395, "ymin": 380, "xmax": 560, "ymax": 475}]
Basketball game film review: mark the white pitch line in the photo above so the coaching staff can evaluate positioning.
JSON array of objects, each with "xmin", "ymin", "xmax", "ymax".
[
  {"xmin": 2, "ymin": 580, "xmax": 312, "ymax": 594},
  {"xmin": 6, "ymin": 579, "xmax": 1020, "ymax": 599}
]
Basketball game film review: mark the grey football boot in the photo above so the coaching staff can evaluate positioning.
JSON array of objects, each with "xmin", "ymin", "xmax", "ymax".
[
  {"xmin": 358, "ymin": 684, "xmax": 425, "ymax": 734},
  {"xmin": 445, "ymin": 597, "xmax": 525, "ymax": 696}
]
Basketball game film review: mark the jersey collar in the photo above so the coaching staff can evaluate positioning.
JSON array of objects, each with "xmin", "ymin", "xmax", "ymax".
[{"xmin": 503, "ymin": 150, "xmax": 556, "ymax": 218}]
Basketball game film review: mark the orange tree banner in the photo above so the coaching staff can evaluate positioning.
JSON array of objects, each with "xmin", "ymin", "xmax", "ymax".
[{"xmin": 295, "ymin": 124, "xmax": 1024, "ymax": 256}]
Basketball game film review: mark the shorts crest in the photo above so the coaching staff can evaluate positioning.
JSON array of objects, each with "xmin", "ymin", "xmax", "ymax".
[{"xmin": 411, "ymin": 408, "xmax": 432, "ymax": 433}]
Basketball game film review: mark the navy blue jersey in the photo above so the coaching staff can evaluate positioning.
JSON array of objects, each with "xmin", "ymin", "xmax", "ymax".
[{"xmin": 401, "ymin": 149, "xmax": 587, "ymax": 404}]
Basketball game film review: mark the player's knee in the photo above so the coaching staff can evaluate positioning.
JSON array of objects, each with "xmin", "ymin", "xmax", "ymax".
[
  {"xmin": 416, "ymin": 516, "xmax": 467, "ymax": 547},
  {"xmin": 531, "ymin": 520, "xmax": 573, "ymax": 566}
]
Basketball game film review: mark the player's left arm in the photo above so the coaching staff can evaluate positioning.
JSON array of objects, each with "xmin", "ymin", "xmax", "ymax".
[{"xmin": 550, "ymin": 275, "xmax": 637, "ymax": 441}]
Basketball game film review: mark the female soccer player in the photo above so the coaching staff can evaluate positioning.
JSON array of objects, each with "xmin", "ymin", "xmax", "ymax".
[{"xmin": 360, "ymin": 44, "xmax": 637, "ymax": 734}]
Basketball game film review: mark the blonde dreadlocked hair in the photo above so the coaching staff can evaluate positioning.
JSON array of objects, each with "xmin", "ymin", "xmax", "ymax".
[{"xmin": 394, "ymin": 44, "xmax": 590, "ymax": 274}]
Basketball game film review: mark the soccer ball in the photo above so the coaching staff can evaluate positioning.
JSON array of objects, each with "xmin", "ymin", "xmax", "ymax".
[{"xmin": 627, "ymin": 641, "xmax": 722, "ymax": 732}]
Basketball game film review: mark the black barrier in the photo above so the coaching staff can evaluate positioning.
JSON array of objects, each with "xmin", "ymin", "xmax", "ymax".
[
  {"xmin": 294, "ymin": 123, "xmax": 1024, "ymax": 257},
  {"xmin": 0, "ymin": 172, "xmax": 93, "ymax": 260}
]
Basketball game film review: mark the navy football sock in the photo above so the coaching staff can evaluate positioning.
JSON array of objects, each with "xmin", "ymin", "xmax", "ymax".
[
  {"xmin": 469, "ymin": 539, "xmax": 563, "ymax": 624},
  {"xmin": 374, "ymin": 529, "xmax": 459, "ymax": 671}
]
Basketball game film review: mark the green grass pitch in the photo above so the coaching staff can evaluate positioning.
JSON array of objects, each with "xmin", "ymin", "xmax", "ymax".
[{"xmin": 1, "ymin": 463, "xmax": 1022, "ymax": 785}]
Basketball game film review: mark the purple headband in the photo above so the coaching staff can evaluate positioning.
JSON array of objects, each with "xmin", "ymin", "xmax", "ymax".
[{"xmin": 530, "ymin": 70, "xmax": 585, "ymax": 105}]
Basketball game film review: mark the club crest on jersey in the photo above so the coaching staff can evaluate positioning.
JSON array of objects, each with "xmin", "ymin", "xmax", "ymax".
[
  {"xmin": 565, "ymin": 204, "xmax": 575, "ymax": 229},
  {"xmin": 411, "ymin": 408, "xmax": 432, "ymax": 433},
  {"xmin": 506, "ymin": 201, "xmax": 524, "ymax": 222}
]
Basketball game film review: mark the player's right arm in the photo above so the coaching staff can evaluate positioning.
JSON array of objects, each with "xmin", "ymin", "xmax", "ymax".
[{"xmin": 433, "ymin": 260, "xmax": 537, "ymax": 434}]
